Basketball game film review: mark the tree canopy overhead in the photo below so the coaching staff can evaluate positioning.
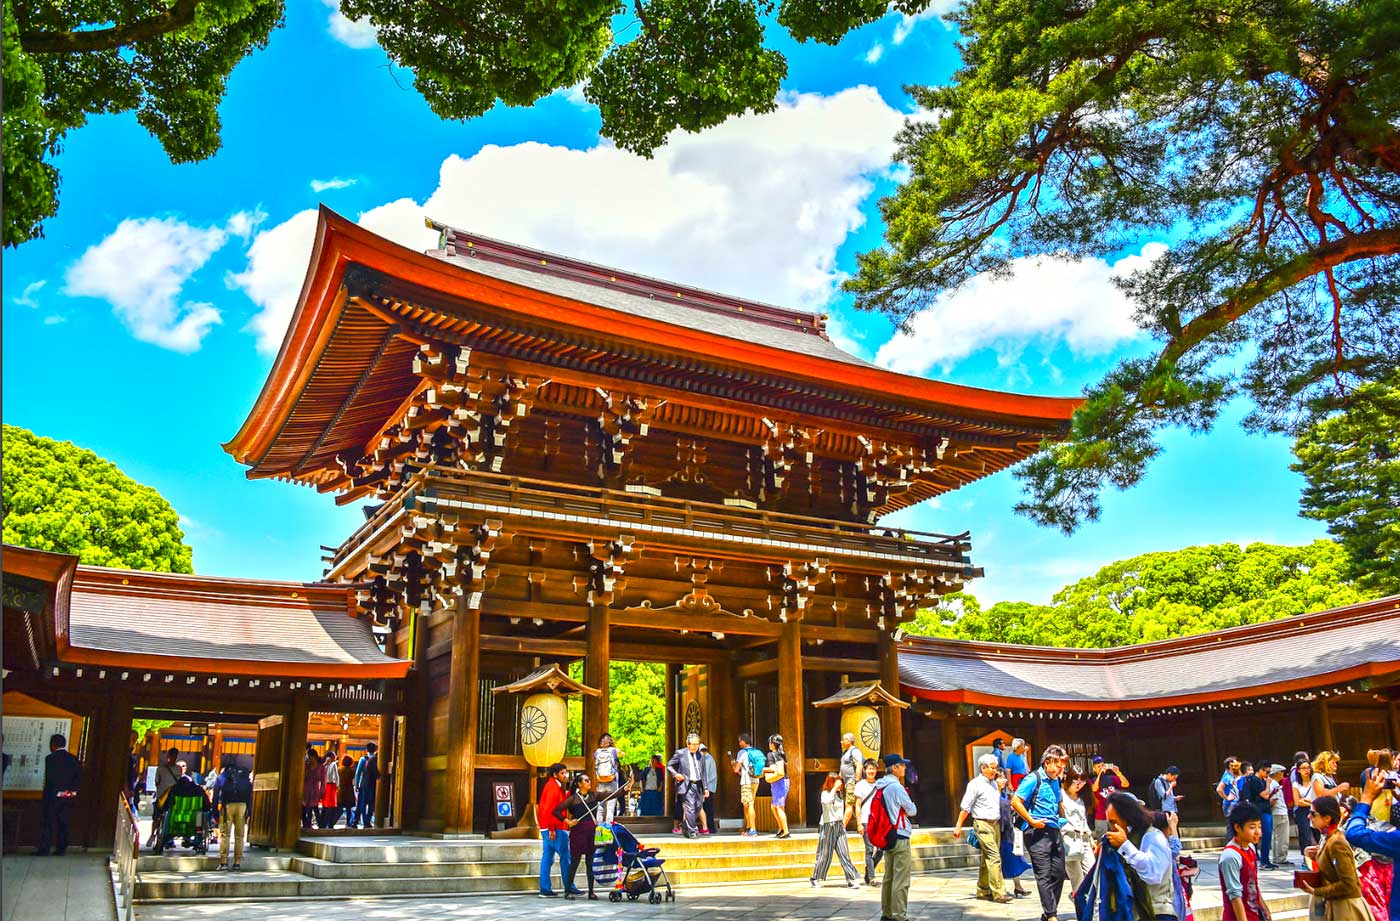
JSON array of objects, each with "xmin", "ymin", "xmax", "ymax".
[
  {"xmin": 908, "ymin": 540, "xmax": 1367, "ymax": 647},
  {"xmin": 2, "ymin": 424, "xmax": 194, "ymax": 572},
  {"xmin": 2, "ymin": 0, "xmax": 911, "ymax": 247},
  {"xmin": 848, "ymin": 0, "xmax": 1400, "ymax": 532},
  {"xmin": 1292, "ymin": 371, "xmax": 1400, "ymax": 596}
]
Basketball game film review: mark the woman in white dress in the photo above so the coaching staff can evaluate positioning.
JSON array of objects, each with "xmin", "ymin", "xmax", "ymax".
[{"xmin": 1060, "ymin": 766, "xmax": 1096, "ymax": 893}]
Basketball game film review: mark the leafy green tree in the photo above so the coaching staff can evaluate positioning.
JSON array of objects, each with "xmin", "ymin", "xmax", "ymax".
[
  {"xmin": 848, "ymin": 0, "xmax": 1400, "ymax": 532},
  {"xmin": 2, "ymin": 424, "xmax": 194, "ymax": 572},
  {"xmin": 1292, "ymin": 372, "xmax": 1400, "ymax": 594},
  {"xmin": 566, "ymin": 660, "xmax": 667, "ymax": 766},
  {"xmin": 908, "ymin": 540, "xmax": 1366, "ymax": 647}
]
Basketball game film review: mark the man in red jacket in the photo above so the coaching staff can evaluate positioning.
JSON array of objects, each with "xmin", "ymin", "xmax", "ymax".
[{"xmin": 538, "ymin": 763, "xmax": 571, "ymax": 897}]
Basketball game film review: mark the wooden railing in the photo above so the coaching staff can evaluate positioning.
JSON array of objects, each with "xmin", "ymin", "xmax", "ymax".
[
  {"xmin": 111, "ymin": 793, "xmax": 139, "ymax": 921},
  {"xmin": 331, "ymin": 466, "xmax": 975, "ymax": 572}
]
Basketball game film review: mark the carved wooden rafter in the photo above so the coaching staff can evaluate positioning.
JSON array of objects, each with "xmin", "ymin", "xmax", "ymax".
[
  {"xmin": 572, "ymin": 535, "xmax": 635, "ymax": 607},
  {"xmin": 765, "ymin": 558, "xmax": 829, "ymax": 623},
  {"xmin": 593, "ymin": 390, "xmax": 663, "ymax": 481},
  {"xmin": 855, "ymin": 436, "xmax": 948, "ymax": 509},
  {"xmin": 865, "ymin": 568, "xmax": 940, "ymax": 630},
  {"xmin": 759, "ymin": 418, "xmax": 814, "ymax": 502}
]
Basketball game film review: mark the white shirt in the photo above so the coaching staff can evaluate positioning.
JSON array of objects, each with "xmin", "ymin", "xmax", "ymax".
[
  {"xmin": 324, "ymin": 759, "xmax": 339, "ymax": 787},
  {"xmin": 960, "ymin": 774, "xmax": 1002, "ymax": 822},
  {"xmin": 1061, "ymin": 794, "xmax": 1092, "ymax": 836},
  {"xmin": 820, "ymin": 788, "xmax": 845, "ymax": 825},
  {"xmin": 855, "ymin": 779, "xmax": 878, "ymax": 824},
  {"xmin": 1117, "ymin": 827, "xmax": 1174, "ymax": 885}
]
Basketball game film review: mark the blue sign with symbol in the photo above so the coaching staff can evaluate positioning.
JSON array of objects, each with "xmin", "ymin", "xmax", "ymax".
[{"xmin": 496, "ymin": 801, "xmax": 512, "ymax": 817}]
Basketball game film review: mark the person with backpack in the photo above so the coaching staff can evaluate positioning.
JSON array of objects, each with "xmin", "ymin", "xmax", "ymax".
[
  {"xmin": 1151, "ymin": 767, "xmax": 1181, "ymax": 814},
  {"xmin": 854, "ymin": 758, "xmax": 884, "ymax": 885},
  {"xmin": 353, "ymin": 742, "xmax": 380, "ymax": 828},
  {"xmin": 732, "ymin": 733, "xmax": 765, "ymax": 837},
  {"xmin": 1011, "ymin": 744, "xmax": 1068, "ymax": 921},
  {"xmin": 591, "ymin": 733, "xmax": 623, "ymax": 826},
  {"xmin": 869, "ymin": 752, "xmax": 918, "ymax": 921},
  {"xmin": 213, "ymin": 754, "xmax": 252, "ymax": 871}
]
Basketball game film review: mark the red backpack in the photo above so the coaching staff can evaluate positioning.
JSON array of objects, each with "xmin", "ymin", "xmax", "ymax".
[{"xmin": 867, "ymin": 785, "xmax": 901, "ymax": 849}]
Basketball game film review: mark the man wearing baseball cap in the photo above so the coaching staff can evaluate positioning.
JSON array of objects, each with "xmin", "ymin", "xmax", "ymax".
[{"xmin": 875, "ymin": 753, "xmax": 917, "ymax": 921}]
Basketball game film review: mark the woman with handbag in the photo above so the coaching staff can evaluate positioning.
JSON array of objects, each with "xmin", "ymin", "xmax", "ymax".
[
  {"xmin": 763, "ymin": 734, "xmax": 791, "ymax": 839},
  {"xmin": 1061, "ymin": 767, "xmax": 1097, "ymax": 895},
  {"xmin": 1300, "ymin": 795, "xmax": 1370, "ymax": 921}
]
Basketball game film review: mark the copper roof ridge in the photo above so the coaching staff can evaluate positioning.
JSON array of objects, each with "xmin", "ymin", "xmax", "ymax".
[
  {"xmin": 73, "ymin": 564, "xmax": 351, "ymax": 601},
  {"xmin": 900, "ymin": 592, "xmax": 1400, "ymax": 663},
  {"xmin": 425, "ymin": 218, "xmax": 832, "ymax": 337}
]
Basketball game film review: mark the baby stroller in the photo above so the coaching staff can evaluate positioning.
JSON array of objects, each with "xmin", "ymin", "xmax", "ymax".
[
  {"xmin": 602, "ymin": 820, "xmax": 675, "ymax": 904},
  {"xmin": 154, "ymin": 780, "xmax": 211, "ymax": 855}
]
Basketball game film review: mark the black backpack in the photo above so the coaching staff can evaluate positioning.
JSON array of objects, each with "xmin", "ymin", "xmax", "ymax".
[{"xmin": 222, "ymin": 767, "xmax": 253, "ymax": 804}]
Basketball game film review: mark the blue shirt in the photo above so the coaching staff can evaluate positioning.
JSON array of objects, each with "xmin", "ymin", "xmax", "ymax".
[
  {"xmin": 1345, "ymin": 803, "xmax": 1400, "ymax": 921},
  {"xmin": 1015, "ymin": 769, "xmax": 1063, "ymax": 827},
  {"xmin": 1005, "ymin": 752, "xmax": 1028, "ymax": 777}
]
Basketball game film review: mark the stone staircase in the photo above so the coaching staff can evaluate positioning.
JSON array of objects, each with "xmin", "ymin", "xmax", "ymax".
[{"xmin": 133, "ymin": 825, "xmax": 1242, "ymax": 903}]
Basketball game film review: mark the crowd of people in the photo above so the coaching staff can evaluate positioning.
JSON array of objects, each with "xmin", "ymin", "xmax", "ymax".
[{"xmin": 949, "ymin": 744, "xmax": 1400, "ymax": 921}]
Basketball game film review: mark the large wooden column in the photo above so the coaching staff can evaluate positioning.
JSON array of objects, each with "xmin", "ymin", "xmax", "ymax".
[
  {"xmin": 91, "ymin": 689, "xmax": 134, "ymax": 847},
  {"xmin": 777, "ymin": 620, "xmax": 806, "ymax": 825},
  {"xmin": 277, "ymin": 692, "xmax": 310, "ymax": 850},
  {"xmin": 399, "ymin": 609, "xmax": 432, "ymax": 830},
  {"xmin": 1389, "ymin": 701, "xmax": 1400, "ymax": 750},
  {"xmin": 940, "ymin": 714, "xmax": 961, "ymax": 822},
  {"xmin": 878, "ymin": 631, "xmax": 904, "ymax": 754},
  {"xmin": 1311, "ymin": 699, "xmax": 1335, "ymax": 753},
  {"xmin": 375, "ymin": 714, "xmax": 395, "ymax": 828},
  {"xmin": 665, "ymin": 663, "xmax": 681, "ymax": 815},
  {"xmin": 583, "ymin": 604, "xmax": 611, "ymax": 756},
  {"xmin": 708, "ymin": 657, "xmax": 738, "ymax": 818},
  {"xmin": 443, "ymin": 592, "xmax": 481, "ymax": 834}
]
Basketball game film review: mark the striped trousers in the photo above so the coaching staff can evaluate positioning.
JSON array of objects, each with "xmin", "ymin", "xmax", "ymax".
[{"xmin": 811, "ymin": 821, "xmax": 861, "ymax": 884}]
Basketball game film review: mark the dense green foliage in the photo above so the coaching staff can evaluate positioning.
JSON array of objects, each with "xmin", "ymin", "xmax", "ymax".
[
  {"xmin": 1292, "ymin": 372, "xmax": 1400, "ymax": 595},
  {"xmin": 908, "ymin": 540, "xmax": 1366, "ymax": 647},
  {"xmin": 2, "ymin": 425, "xmax": 194, "ymax": 572},
  {"xmin": 132, "ymin": 718, "xmax": 176, "ymax": 741},
  {"xmin": 3, "ymin": 0, "xmax": 917, "ymax": 245},
  {"xmin": 566, "ymin": 660, "xmax": 668, "ymax": 767},
  {"xmin": 3, "ymin": 0, "xmax": 281, "ymax": 246},
  {"xmin": 849, "ymin": 0, "xmax": 1400, "ymax": 532}
]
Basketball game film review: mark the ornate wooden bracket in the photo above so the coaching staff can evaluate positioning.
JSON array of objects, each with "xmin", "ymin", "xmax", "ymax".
[
  {"xmin": 855, "ymin": 436, "xmax": 946, "ymax": 509},
  {"xmin": 759, "ymin": 418, "xmax": 814, "ymax": 502},
  {"xmin": 766, "ymin": 558, "xmax": 829, "ymax": 623},
  {"xmin": 865, "ymin": 568, "xmax": 938, "ymax": 630},
  {"xmin": 572, "ymin": 535, "xmax": 635, "ymax": 607},
  {"xmin": 673, "ymin": 556, "xmax": 725, "ymax": 615},
  {"xmin": 593, "ymin": 390, "xmax": 663, "ymax": 481}
]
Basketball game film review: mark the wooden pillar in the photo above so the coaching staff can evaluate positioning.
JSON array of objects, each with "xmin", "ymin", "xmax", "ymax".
[
  {"xmin": 92, "ymin": 689, "xmax": 134, "ymax": 848},
  {"xmin": 878, "ymin": 631, "xmax": 904, "ymax": 755},
  {"xmin": 777, "ymin": 620, "xmax": 806, "ymax": 825},
  {"xmin": 400, "ymin": 607, "xmax": 433, "ymax": 830},
  {"xmin": 940, "ymin": 714, "xmax": 962, "ymax": 823},
  {"xmin": 375, "ymin": 714, "xmax": 395, "ymax": 828},
  {"xmin": 1033, "ymin": 717, "xmax": 1049, "ymax": 761},
  {"xmin": 708, "ymin": 657, "xmax": 738, "ymax": 818},
  {"xmin": 1311, "ymin": 700, "xmax": 1335, "ymax": 753},
  {"xmin": 278, "ymin": 692, "xmax": 310, "ymax": 850},
  {"xmin": 665, "ymin": 663, "xmax": 680, "ymax": 816},
  {"xmin": 583, "ymin": 604, "xmax": 611, "ymax": 756},
  {"xmin": 1388, "ymin": 702, "xmax": 1400, "ymax": 750},
  {"xmin": 444, "ymin": 593, "xmax": 481, "ymax": 834}
]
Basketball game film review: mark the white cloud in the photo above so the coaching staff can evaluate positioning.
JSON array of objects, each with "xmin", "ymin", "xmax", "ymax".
[
  {"xmin": 64, "ymin": 217, "xmax": 229, "ymax": 352},
  {"xmin": 226, "ymin": 208, "xmax": 267, "ymax": 240},
  {"xmin": 234, "ymin": 86, "xmax": 907, "ymax": 353},
  {"xmin": 865, "ymin": 43, "xmax": 885, "ymax": 64},
  {"xmin": 227, "ymin": 208, "xmax": 321, "ymax": 354},
  {"xmin": 552, "ymin": 82, "xmax": 591, "ymax": 108},
  {"xmin": 311, "ymin": 177, "xmax": 357, "ymax": 193},
  {"xmin": 12, "ymin": 279, "xmax": 45, "ymax": 308},
  {"xmin": 873, "ymin": 243, "xmax": 1165, "ymax": 376},
  {"xmin": 892, "ymin": 0, "xmax": 960, "ymax": 44},
  {"xmin": 322, "ymin": 0, "xmax": 377, "ymax": 48},
  {"xmin": 43, "ymin": 315, "xmax": 66, "ymax": 325}
]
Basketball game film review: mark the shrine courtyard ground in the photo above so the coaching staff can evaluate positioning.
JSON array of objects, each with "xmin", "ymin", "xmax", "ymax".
[{"xmin": 3, "ymin": 850, "xmax": 1307, "ymax": 921}]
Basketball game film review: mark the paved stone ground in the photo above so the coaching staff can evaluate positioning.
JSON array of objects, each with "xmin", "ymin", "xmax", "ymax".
[
  {"xmin": 133, "ymin": 854, "xmax": 1307, "ymax": 921},
  {"xmin": 2, "ymin": 853, "xmax": 115, "ymax": 921}
]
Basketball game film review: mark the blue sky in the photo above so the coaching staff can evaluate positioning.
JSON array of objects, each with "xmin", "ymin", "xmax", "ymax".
[{"xmin": 1, "ymin": 2, "xmax": 1327, "ymax": 604}]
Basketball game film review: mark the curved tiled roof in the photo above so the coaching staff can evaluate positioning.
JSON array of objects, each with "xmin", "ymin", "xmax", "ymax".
[
  {"xmin": 898, "ymin": 595, "xmax": 1400, "ymax": 710},
  {"xmin": 58, "ymin": 564, "xmax": 408, "ymax": 679}
]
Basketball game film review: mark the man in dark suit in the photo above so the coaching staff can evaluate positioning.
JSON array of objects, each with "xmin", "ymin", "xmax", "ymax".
[
  {"xmin": 667, "ymin": 733, "xmax": 705, "ymax": 839},
  {"xmin": 36, "ymin": 733, "xmax": 81, "ymax": 855}
]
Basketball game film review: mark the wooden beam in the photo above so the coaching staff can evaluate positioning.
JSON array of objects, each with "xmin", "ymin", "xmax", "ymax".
[
  {"xmin": 777, "ymin": 620, "xmax": 806, "ymax": 826},
  {"xmin": 278, "ymin": 692, "xmax": 311, "ymax": 850},
  {"xmin": 805, "ymin": 656, "xmax": 879, "ymax": 674},
  {"xmin": 443, "ymin": 593, "xmax": 481, "ymax": 833},
  {"xmin": 940, "ymin": 715, "xmax": 961, "ymax": 824},
  {"xmin": 800, "ymin": 624, "xmax": 879, "ymax": 644},
  {"xmin": 611, "ymin": 607, "xmax": 781, "ymax": 637},
  {"xmin": 584, "ymin": 604, "xmax": 612, "ymax": 758},
  {"xmin": 480, "ymin": 598, "xmax": 588, "ymax": 623},
  {"xmin": 481, "ymin": 634, "xmax": 587, "ymax": 657},
  {"xmin": 737, "ymin": 659, "xmax": 778, "ymax": 679},
  {"xmin": 879, "ymin": 631, "xmax": 904, "ymax": 756}
]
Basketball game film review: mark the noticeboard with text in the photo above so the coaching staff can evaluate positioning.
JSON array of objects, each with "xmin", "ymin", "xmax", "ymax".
[{"xmin": 2, "ymin": 716, "xmax": 73, "ymax": 792}]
